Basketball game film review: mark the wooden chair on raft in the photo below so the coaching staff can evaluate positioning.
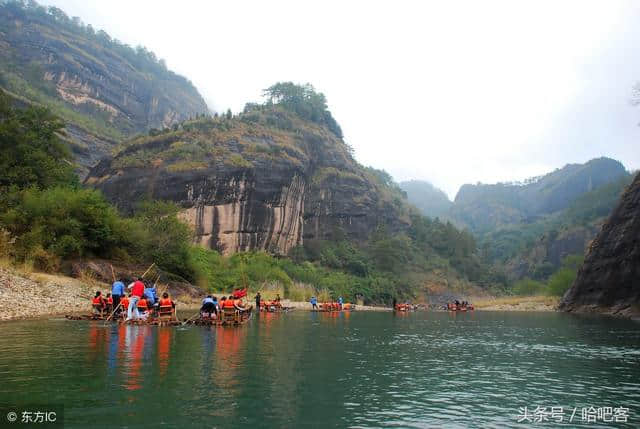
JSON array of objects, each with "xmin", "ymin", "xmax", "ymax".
[
  {"xmin": 158, "ymin": 305, "xmax": 174, "ymax": 322},
  {"xmin": 222, "ymin": 307, "xmax": 238, "ymax": 324}
]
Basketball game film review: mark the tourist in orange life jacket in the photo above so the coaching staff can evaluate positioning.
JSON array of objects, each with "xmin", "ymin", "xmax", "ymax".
[
  {"xmin": 223, "ymin": 296, "xmax": 236, "ymax": 309},
  {"xmin": 92, "ymin": 291, "xmax": 105, "ymax": 314},
  {"xmin": 219, "ymin": 296, "xmax": 227, "ymax": 309},
  {"xmin": 159, "ymin": 292, "xmax": 174, "ymax": 308},
  {"xmin": 159, "ymin": 292, "xmax": 175, "ymax": 318},
  {"xmin": 120, "ymin": 295, "xmax": 130, "ymax": 318},
  {"xmin": 137, "ymin": 297, "xmax": 148, "ymax": 312},
  {"xmin": 105, "ymin": 293, "xmax": 113, "ymax": 312}
]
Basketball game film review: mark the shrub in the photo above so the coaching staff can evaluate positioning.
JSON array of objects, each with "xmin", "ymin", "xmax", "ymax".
[
  {"xmin": 512, "ymin": 278, "xmax": 546, "ymax": 295},
  {"xmin": 546, "ymin": 268, "xmax": 577, "ymax": 296}
]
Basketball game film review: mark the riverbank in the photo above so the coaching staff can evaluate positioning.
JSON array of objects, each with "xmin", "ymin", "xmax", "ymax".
[
  {"xmin": 0, "ymin": 266, "xmax": 203, "ymax": 322},
  {"xmin": 0, "ymin": 267, "xmax": 97, "ymax": 321},
  {"xmin": 472, "ymin": 295, "xmax": 559, "ymax": 312},
  {"xmin": 283, "ymin": 300, "xmax": 392, "ymax": 311}
]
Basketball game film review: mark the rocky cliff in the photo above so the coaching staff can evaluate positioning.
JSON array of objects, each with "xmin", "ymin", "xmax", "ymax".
[
  {"xmin": 559, "ymin": 173, "xmax": 640, "ymax": 317},
  {"xmin": 86, "ymin": 107, "xmax": 410, "ymax": 255},
  {"xmin": 0, "ymin": 1, "xmax": 209, "ymax": 174}
]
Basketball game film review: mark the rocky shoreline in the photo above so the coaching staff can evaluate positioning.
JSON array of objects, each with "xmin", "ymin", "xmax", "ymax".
[
  {"xmin": 0, "ymin": 267, "xmax": 202, "ymax": 322},
  {"xmin": 2, "ymin": 267, "xmax": 564, "ymax": 322},
  {"xmin": 0, "ymin": 267, "xmax": 97, "ymax": 321}
]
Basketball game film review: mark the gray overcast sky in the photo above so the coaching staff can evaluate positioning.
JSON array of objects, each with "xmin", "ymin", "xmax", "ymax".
[{"xmin": 40, "ymin": 0, "xmax": 640, "ymax": 199}]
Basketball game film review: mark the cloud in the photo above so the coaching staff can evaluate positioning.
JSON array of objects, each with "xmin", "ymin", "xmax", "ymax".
[{"xmin": 40, "ymin": 0, "xmax": 640, "ymax": 199}]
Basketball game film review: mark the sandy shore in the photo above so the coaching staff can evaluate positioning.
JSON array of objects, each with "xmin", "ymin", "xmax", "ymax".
[
  {"xmin": 472, "ymin": 295, "xmax": 559, "ymax": 312},
  {"xmin": 283, "ymin": 301, "xmax": 392, "ymax": 311}
]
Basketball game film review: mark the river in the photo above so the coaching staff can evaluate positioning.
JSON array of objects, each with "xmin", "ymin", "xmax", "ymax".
[{"xmin": 0, "ymin": 311, "xmax": 638, "ymax": 428}]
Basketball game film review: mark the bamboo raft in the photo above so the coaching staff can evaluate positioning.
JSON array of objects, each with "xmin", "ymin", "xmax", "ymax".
[
  {"xmin": 184, "ymin": 306, "xmax": 253, "ymax": 326},
  {"xmin": 312, "ymin": 302, "xmax": 356, "ymax": 312},
  {"xmin": 446, "ymin": 303, "xmax": 474, "ymax": 311},
  {"xmin": 259, "ymin": 301, "xmax": 294, "ymax": 313},
  {"xmin": 65, "ymin": 306, "xmax": 253, "ymax": 327}
]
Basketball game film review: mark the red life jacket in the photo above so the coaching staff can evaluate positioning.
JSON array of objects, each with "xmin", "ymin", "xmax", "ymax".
[
  {"xmin": 107, "ymin": 297, "xmax": 113, "ymax": 305},
  {"xmin": 120, "ymin": 297, "xmax": 129, "ymax": 309},
  {"xmin": 137, "ymin": 299, "xmax": 148, "ymax": 309},
  {"xmin": 92, "ymin": 297, "xmax": 103, "ymax": 306},
  {"xmin": 159, "ymin": 298, "xmax": 172, "ymax": 307}
]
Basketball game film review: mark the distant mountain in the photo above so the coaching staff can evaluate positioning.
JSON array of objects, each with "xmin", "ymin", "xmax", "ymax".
[
  {"xmin": 559, "ymin": 172, "xmax": 640, "ymax": 317},
  {"xmin": 485, "ymin": 174, "xmax": 634, "ymax": 280},
  {"xmin": 399, "ymin": 180, "xmax": 452, "ymax": 219},
  {"xmin": 451, "ymin": 157, "xmax": 628, "ymax": 234},
  {"xmin": 0, "ymin": 0, "xmax": 209, "ymax": 174}
]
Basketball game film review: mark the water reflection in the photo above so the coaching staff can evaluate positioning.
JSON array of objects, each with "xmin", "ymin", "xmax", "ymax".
[
  {"xmin": 1, "ymin": 312, "xmax": 638, "ymax": 428},
  {"xmin": 124, "ymin": 325, "xmax": 148, "ymax": 392},
  {"xmin": 157, "ymin": 327, "xmax": 172, "ymax": 378}
]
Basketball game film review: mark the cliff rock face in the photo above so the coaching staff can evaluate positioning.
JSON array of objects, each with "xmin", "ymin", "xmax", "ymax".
[
  {"xmin": 0, "ymin": 2, "xmax": 209, "ymax": 174},
  {"xmin": 559, "ymin": 173, "xmax": 640, "ymax": 317},
  {"xmin": 86, "ymin": 110, "xmax": 409, "ymax": 255}
]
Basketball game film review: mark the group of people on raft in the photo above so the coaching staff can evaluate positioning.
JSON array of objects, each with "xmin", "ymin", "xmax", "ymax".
[
  {"xmin": 91, "ymin": 277, "xmax": 176, "ymax": 321},
  {"xmin": 199, "ymin": 294, "xmax": 250, "ymax": 319},
  {"xmin": 254, "ymin": 292, "xmax": 285, "ymax": 312},
  {"xmin": 446, "ymin": 300, "xmax": 474, "ymax": 311},
  {"xmin": 309, "ymin": 296, "xmax": 354, "ymax": 311}
]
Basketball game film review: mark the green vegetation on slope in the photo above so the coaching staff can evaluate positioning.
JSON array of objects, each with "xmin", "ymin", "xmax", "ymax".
[
  {"xmin": 1, "ymin": 91, "xmax": 495, "ymax": 302},
  {"xmin": 480, "ymin": 174, "xmax": 633, "ymax": 273},
  {"xmin": 512, "ymin": 254, "xmax": 583, "ymax": 297},
  {"xmin": 0, "ymin": 0, "xmax": 207, "ymax": 140}
]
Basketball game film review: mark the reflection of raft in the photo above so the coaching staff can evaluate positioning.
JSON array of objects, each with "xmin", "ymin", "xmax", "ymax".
[
  {"xmin": 65, "ymin": 314, "xmax": 105, "ymax": 321},
  {"xmin": 314, "ymin": 302, "xmax": 355, "ymax": 312},
  {"xmin": 66, "ymin": 314, "xmax": 182, "ymax": 326},
  {"xmin": 119, "ymin": 318, "xmax": 182, "ymax": 326},
  {"xmin": 394, "ymin": 304, "xmax": 413, "ymax": 312},
  {"xmin": 185, "ymin": 306, "xmax": 253, "ymax": 326}
]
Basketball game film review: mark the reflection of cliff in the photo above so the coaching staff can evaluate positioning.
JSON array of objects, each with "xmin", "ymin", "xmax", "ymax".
[
  {"xmin": 559, "ymin": 173, "xmax": 640, "ymax": 317},
  {"xmin": 87, "ymin": 110, "xmax": 411, "ymax": 255}
]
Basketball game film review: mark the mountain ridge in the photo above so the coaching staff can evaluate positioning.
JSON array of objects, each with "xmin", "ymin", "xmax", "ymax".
[{"xmin": 0, "ymin": 0, "xmax": 210, "ymax": 175}]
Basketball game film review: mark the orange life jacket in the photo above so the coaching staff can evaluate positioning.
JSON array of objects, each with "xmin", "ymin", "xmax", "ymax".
[
  {"xmin": 137, "ymin": 299, "xmax": 148, "ymax": 310},
  {"xmin": 121, "ymin": 297, "xmax": 129, "ymax": 309},
  {"xmin": 159, "ymin": 298, "xmax": 172, "ymax": 307},
  {"xmin": 223, "ymin": 299, "xmax": 236, "ymax": 308},
  {"xmin": 92, "ymin": 297, "xmax": 103, "ymax": 306}
]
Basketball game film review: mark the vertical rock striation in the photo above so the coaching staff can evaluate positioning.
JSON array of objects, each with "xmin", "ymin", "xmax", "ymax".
[{"xmin": 86, "ymin": 111, "xmax": 410, "ymax": 255}]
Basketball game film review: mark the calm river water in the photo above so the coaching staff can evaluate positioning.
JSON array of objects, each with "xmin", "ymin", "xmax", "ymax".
[{"xmin": 0, "ymin": 311, "xmax": 639, "ymax": 428}]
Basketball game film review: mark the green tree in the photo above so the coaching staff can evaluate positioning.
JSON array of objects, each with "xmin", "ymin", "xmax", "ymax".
[
  {"xmin": 0, "ymin": 91, "xmax": 76, "ymax": 191},
  {"xmin": 546, "ymin": 268, "xmax": 577, "ymax": 296},
  {"xmin": 263, "ymin": 82, "xmax": 343, "ymax": 137}
]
